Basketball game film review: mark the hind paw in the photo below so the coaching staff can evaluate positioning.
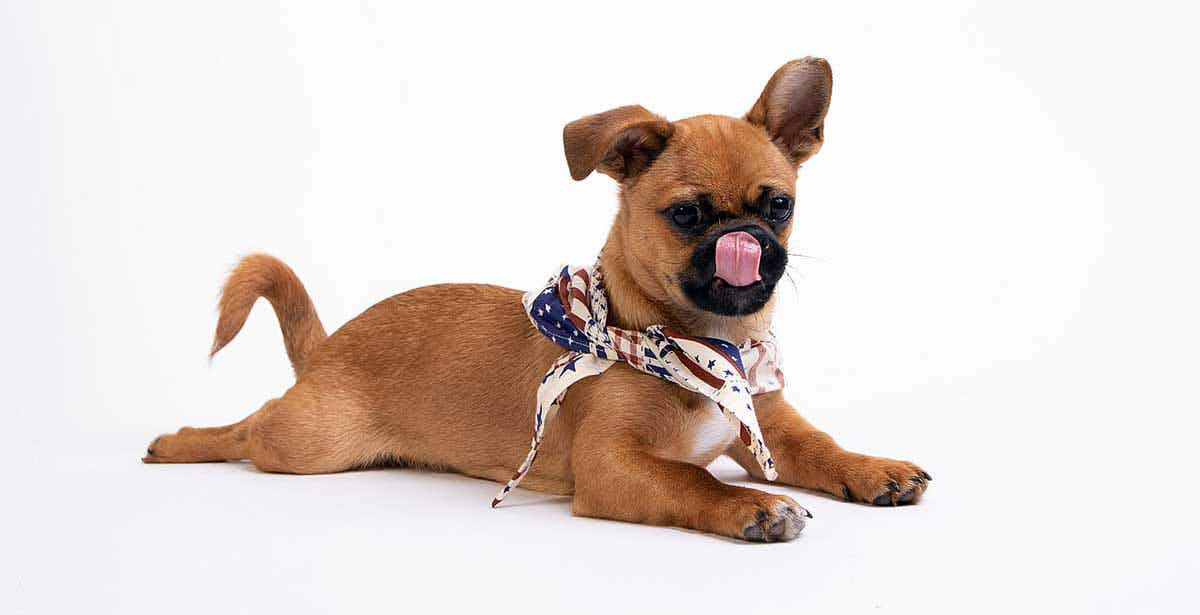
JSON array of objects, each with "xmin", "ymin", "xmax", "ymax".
[
  {"xmin": 141, "ymin": 427, "xmax": 222, "ymax": 463},
  {"xmin": 142, "ymin": 434, "xmax": 173, "ymax": 462}
]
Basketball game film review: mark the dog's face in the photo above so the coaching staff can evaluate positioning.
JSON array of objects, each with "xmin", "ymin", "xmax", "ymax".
[
  {"xmin": 564, "ymin": 58, "xmax": 832, "ymax": 319},
  {"xmin": 624, "ymin": 116, "xmax": 798, "ymax": 317}
]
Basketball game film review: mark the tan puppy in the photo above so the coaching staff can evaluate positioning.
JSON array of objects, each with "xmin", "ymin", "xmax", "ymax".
[{"xmin": 144, "ymin": 58, "xmax": 929, "ymax": 542}]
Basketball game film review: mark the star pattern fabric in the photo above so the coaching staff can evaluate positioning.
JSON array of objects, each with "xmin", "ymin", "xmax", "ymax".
[{"xmin": 492, "ymin": 261, "xmax": 786, "ymax": 507}]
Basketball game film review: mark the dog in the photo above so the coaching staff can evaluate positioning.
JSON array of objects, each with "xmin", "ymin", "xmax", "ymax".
[{"xmin": 144, "ymin": 58, "xmax": 929, "ymax": 542}]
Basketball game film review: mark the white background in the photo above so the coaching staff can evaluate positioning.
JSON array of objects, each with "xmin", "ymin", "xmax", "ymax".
[{"xmin": 3, "ymin": 1, "xmax": 1198, "ymax": 613}]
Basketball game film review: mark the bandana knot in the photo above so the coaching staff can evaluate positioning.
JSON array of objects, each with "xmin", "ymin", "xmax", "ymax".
[{"xmin": 492, "ymin": 262, "xmax": 785, "ymax": 507}]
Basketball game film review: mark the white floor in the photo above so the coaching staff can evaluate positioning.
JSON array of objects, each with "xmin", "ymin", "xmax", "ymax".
[{"xmin": 3, "ymin": 423, "xmax": 1190, "ymax": 614}]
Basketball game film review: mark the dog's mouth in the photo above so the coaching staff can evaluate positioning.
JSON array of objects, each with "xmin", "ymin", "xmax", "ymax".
[
  {"xmin": 714, "ymin": 230, "xmax": 763, "ymax": 287},
  {"xmin": 680, "ymin": 225, "xmax": 787, "ymax": 316}
]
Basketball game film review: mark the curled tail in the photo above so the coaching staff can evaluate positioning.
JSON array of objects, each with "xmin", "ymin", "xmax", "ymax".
[{"xmin": 210, "ymin": 254, "xmax": 327, "ymax": 376}]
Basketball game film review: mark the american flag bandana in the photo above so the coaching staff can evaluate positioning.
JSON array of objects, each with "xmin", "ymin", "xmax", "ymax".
[{"xmin": 492, "ymin": 261, "xmax": 786, "ymax": 507}]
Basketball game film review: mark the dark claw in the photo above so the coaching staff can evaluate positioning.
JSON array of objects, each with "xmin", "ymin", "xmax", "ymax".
[
  {"xmin": 886, "ymin": 480, "xmax": 901, "ymax": 492},
  {"xmin": 912, "ymin": 475, "xmax": 925, "ymax": 486},
  {"xmin": 898, "ymin": 488, "xmax": 917, "ymax": 504},
  {"xmin": 842, "ymin": 485, "xmax": 854, "ymax": 502},
  {"xmin": 920, "ymin": 470, "xmax": 932, "ymax": 481},
  {"xmin": 783, "ymin": 506, "xmax": 809, "ymax": 523},
  {"xmin": 755, "ymin": 509, "xmax": 769, "ymax": 523},
  {"xmin": 872, "ymin": 492, "xmax": 893, "ymax": 506}
]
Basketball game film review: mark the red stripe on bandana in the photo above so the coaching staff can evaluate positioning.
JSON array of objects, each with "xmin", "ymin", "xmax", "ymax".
[
  {"xmin": 557, "ymin": 275, "xmax": 571, "ymax": 308},
  {"xmin": 569, "ymin": 287, "xmax": 588, "ymax": 308},
  {"xmin": 672, "ymin": 349, "xmax": 725, "ymax": 389},
  {"xmin": 664, "ymin": 327, "xmax": 748, "ymax": 380}
]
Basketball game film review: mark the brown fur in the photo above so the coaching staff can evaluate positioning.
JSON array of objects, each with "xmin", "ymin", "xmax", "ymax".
[
  {"xmin": 145, "ymin": 58, "xmax": 928, "ymax": 542},
  {"xmin": 209, "ymin": 254, "xmax": 327, "ymax": 376}
]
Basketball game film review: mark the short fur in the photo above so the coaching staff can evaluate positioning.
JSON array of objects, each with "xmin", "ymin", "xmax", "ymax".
[{"xmin": 145, "ymin": 58, "xmax": 929, "ymax": 542}]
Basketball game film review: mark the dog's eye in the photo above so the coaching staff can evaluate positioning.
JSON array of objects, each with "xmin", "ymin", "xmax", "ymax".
[
  {"xmin": 671, "ymin": 203, "xmax": 703, "ymax": 228},
  {"xmin": 763, "ymin": 194, "xmax": 793, "ymax": 223}
]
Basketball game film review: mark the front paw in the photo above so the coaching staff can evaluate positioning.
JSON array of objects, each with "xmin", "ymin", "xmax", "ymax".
[
  {"xmin": 834, "ymin": 453, "xmax": 931, "ymax": 506},
  {"xmin": 714, "ymin": 492, "xmax": 811, "ymax": 543}
]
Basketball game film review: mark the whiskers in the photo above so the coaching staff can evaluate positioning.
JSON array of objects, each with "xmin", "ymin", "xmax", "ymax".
[{"xmin": 780, "ymin": 250, "xmax": 819, "ymax": 300}]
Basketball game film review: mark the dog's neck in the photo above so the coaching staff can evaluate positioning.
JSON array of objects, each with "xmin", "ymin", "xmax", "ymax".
[{"xmin": 598, "ymin": 241, "xmax": 775, "ymax": 343}]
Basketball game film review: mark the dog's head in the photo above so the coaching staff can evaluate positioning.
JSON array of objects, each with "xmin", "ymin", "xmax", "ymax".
[{"xmin": 564, "ymin": 58, "xmax": 832, "ymax": 324}]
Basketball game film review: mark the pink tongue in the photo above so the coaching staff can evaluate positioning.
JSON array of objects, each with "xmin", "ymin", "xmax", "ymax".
[{"xmin": 714, "ymin": 231, "xmax": 762, "ymax": 287}]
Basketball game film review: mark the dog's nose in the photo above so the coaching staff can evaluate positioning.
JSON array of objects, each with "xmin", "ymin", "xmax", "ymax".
[{"xmin": 714, "ymin": 231, "xmax": 762, "ymax": 286}]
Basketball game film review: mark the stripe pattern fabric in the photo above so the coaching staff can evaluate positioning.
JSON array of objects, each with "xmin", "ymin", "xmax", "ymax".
[{"xmin": 492, "ymin": 261, "xmax": 785, "ymax": 507}]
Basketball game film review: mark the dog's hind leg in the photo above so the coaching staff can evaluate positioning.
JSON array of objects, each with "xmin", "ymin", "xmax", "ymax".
[
  {"xmin": 143, "ymin": 410, "xmax": 258, "ymax": 464},
  {"xmin": 145, "ymin": 385, "xmax": 378, "ymax": 475},
  {"xmin": 241, "ymin": 387, "xmax": 375, "ymax": 474}
]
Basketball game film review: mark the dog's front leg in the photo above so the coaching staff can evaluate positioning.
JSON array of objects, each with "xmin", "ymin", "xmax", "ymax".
[
  {"xmin": 727, "ymin": 391, "xmax": 931, "ymax": 506},
  {"xmin": 571, "ymin": 430, "xmax": 808, "ymax": 542}
]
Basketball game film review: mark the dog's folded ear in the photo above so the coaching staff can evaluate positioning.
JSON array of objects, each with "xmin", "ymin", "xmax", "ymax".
[
  {"xmin": 746, "ymin": 57, "xmax": 833, "ymax": 166},
  {"xmin": 563, "ymin": 105, "xmax": 674, "ymax": 181}
]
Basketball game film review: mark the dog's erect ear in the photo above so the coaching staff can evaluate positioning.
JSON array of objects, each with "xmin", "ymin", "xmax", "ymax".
[
  {"xmin": 745, "ymin": 57, "xmax": 833, "ymax": 166},
  {"xmin": 563, "ymin": 105, "xmax": 674, "ymax": 181}
]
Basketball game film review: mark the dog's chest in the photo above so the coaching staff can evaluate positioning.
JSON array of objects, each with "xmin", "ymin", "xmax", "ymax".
[
  {"xmin": 657, "ymin": 319, "xmax": 760, "ymax": 466},
  {"xmin": 672, "ymin": 319, "xmax": 745, "ymax": 466},
  {"xmin": 675, "ymin": 398, "xmax": 738, "ymax": 466}
]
